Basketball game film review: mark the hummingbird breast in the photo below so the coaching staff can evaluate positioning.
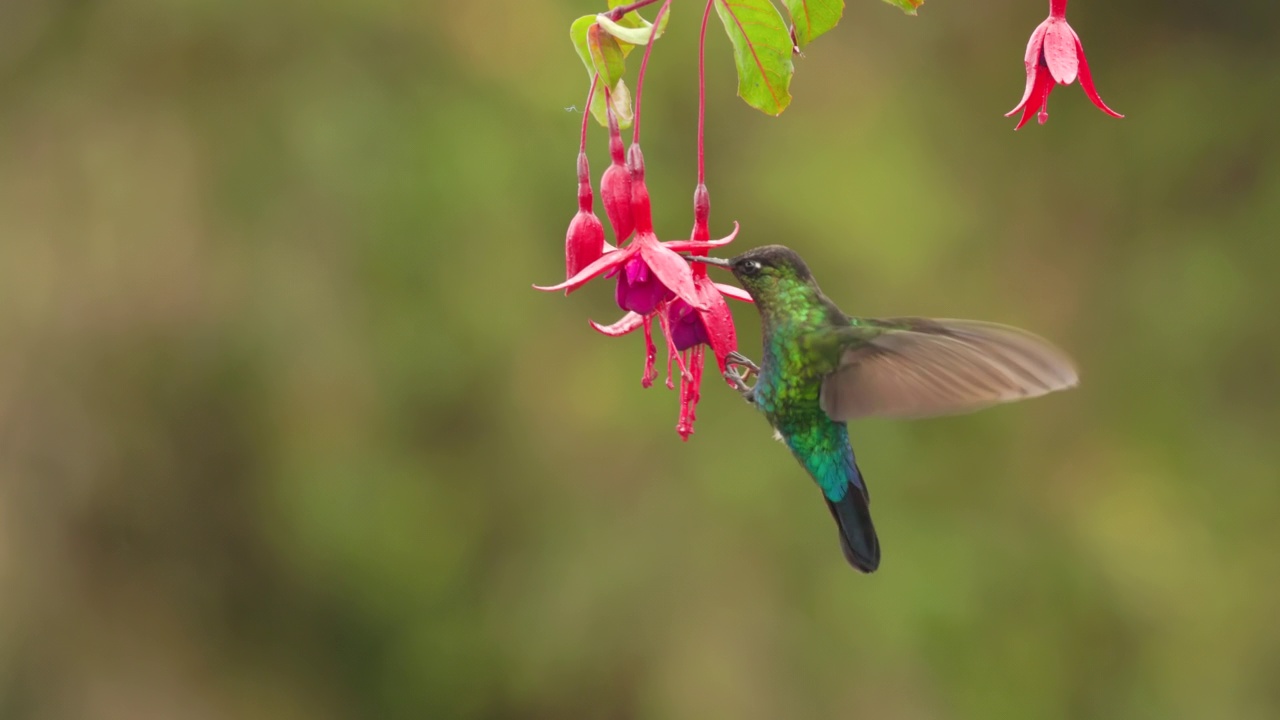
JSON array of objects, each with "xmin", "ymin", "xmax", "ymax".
[{"xmin": 755, "ymin": 325, "xmax": 831, "ymax": 437}]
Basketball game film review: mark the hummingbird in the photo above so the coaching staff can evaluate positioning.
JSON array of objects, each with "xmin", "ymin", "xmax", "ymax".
[{"xmin": 697, "ymin": 245, "xmax": 1078, "ymax": 572}]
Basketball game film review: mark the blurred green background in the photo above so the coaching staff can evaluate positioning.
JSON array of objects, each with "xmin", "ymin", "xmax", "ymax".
[{"xmin": 2, "ymin": 1, "xmax": 1279, "ymax": 718}]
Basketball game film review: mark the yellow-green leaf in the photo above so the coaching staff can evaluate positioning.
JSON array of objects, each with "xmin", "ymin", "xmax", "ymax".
[
  {"xmin": 714, "ymin": 0, "xmax": 794, "ymax": 115},
  {"xmin": 783, "ymin": 0, "xmax": 844, "ymax": 48},
  {"xmin": 587, "ymin": 23, "xmax": 626, "ymax": 89}
]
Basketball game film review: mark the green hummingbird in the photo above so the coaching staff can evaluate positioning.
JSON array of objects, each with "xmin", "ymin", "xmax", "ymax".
[{"xmin": 698, "ymin": 245, "xmax": 1078, "ymax": 572}]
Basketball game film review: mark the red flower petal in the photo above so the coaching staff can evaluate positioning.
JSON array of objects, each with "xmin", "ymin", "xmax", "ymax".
[
  {"xmin": 1012, "ymin": 69, "xmax": 1054, "ymax": 130},
  {"xmin": 589, "ymin": 311, "xmax": 645, "ymax": 336},
  {"xmin": 1008, "ymin": 21, "xmax": 1050, "ymax": 116},
  {"xmin": 1043, "ymin": 19, "xmax": 1079, "ymax": 85},
  {"xmin": 663, "ymin": 222, "xmax": 741, "ymax": 253},
  {"xmin": 533, "ymin": 245, "xmax": 636, "ymax": 293},
  {"xmin": 1075, "ymin": 36, "xmax": 1124, "ymax": 119},
  {"xmin": 639, "ymin": 238, "xmax": 708, "ymax": 311},
  {"xmin": 1023, "ymin": 20, "xmax": 1050, "ymax": 67},
  {"xmin": 714, "ymin": 283, "xmax": 754, "ymax": 303},
  {"xmin": 691, "ymin": 277, "xmax": 737, "ymax": 371}
]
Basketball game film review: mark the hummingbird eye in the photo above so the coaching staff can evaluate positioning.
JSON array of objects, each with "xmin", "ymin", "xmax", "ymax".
[{"xmin": 739, "ymin": 259, "xmax": 763, "ymax": 276}]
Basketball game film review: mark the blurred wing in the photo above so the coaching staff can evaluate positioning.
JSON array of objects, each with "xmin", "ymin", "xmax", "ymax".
[{"xmin": 819, "ymin": 318, "xmax": 1078, "ymax": 421}]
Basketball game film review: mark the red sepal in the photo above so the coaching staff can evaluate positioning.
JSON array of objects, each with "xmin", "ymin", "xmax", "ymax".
[{"xmin": 589, "ymin": 311, "xmax": 644, "ymax": 336}]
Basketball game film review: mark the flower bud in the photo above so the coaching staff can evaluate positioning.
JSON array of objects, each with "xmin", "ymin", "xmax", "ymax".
[
  {"xmin": 600, "ymin": 104, "xmax": 634, "ymax": 242},
  {"xmin": 690, "ymin": 183, "xmax": 710, "ymax": 242},
  {"xmin": 565, "ymin": 150, "xmax": 605, "ymax": 279},
  {"xmin": 565, "ymin": 211, "xmax": 605, "ymax": 279},
  {"xmin": 626, "ymin": 144, "xmax": 654, "ymax": 235}
]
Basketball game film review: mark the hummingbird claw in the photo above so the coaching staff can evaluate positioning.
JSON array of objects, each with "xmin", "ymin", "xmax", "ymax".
[
  {"xmin": 726, "ymin": 350, "xmax": 761, "ymax": 374},
  {"xmin": 723, "ymin": 366, "xmax": 757, "ymax": 404}
]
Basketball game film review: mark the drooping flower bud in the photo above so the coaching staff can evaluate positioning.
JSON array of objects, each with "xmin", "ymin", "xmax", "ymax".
[
  {"xmin": 687, "ymin": 182, "xmax": 712, "ymax": 284},
  {"xmin": 599, "ymin": 102, "xmax": 634, "ymax": 243},
  {"xmin": 690, "ymin": 183, "xmax": 710, "ymax": 242},
  {"xmin": 566, "ymin": 212, "xmax": 605, "ymax": 279},
  {"xmin": 565, "ymin": 150, "xmax": 606, "ymax": 279},
  {"xmin": 626, "ymin": 144, "xmax": 654, "ymax": 235}
]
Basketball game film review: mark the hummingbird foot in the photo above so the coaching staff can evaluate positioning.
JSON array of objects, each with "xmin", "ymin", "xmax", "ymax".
[
  {"xmin": 723, "ymin": 366, "xmax": 757, "ymax": 404},
  {"xmin": 726, "ymin": 351, "xmax": 761, "ymax": 374},
  {"xmin": 725, "ymin": 351, "xmax": 760, "ymax": 403}
]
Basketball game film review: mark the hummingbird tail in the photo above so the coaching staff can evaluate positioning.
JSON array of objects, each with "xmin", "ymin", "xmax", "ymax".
[{"xmin": 825, "ymin": 474, "xmax": 881, "ymax": 573}]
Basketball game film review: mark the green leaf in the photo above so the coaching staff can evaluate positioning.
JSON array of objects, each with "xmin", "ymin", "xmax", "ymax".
[
  {"xmin": 569, "ymin": 15, "xmax": 634, "ymax": 128},
  {"xmin": 570, "ymin": 15, "xmax": 600, "ymax": 77},
  {"xmin": 881, "ymin": 0, "xmax": 923, "ymax": 15},
  {"xmin": 714, "ymin": 0, "xmax": 794, "ymax": 115},
  {"xmin": 783, "ymin": 0, "xmax": 844, "ymax": 48},
  {"xmin": 587, "ymin": 23, "xmax": 626, "ymax": 89}
]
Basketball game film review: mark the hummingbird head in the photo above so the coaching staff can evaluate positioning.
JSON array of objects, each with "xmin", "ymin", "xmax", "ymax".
[{"xmin": 698, "ymin": 245, "xmax": 816, "ymax": 305}]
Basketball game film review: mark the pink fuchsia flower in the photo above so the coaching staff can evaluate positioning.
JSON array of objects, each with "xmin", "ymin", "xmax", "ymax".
[
  {"xmin": 587, "ymin": 182, "xmax": 751, "ymax": 439},
  {"xmin": 536, "ymin": 138, "xmax": 748, "ymax": 440},
  {"xmin": 1007, "ymin": 0, "xmax": 1123, "ymax": 130}
]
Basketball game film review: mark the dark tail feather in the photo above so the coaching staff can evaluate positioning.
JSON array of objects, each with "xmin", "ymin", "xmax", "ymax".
[{"xmin": 825, "ymin": 475, "xmax": 880, "ymax": 573}]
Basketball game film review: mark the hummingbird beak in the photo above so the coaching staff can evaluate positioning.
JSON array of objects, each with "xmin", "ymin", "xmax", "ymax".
[{"xmin": 691, "ymin": 256, "xmax": 732, "ymax": 268}]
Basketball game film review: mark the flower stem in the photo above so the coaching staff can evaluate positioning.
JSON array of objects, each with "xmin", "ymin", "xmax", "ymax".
[
  {"xmin": 580, "ymin": 73, "xmax": 600, "ymax": 153},
  {"xmin": 632, "ymin": 0, "xmax": 672, "ymax": 145},
  {"xmin": 697, "ymin": 0, "xmax": 713, "ymax": 185},
  {"xmin": 1049, "ymin": 0, "xmax": 1067, "ymax": 19},
  {"xmin": 606, "ymin": 0, "xmax": 663, "ymax": 22}
]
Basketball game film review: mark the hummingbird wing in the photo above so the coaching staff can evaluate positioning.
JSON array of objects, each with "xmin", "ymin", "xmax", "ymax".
[{"xmin": 819, "ymin": 318, "xmax": 1078, "ymax": 421}]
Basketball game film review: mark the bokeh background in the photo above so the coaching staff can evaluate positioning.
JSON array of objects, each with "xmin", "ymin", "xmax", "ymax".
[{"xmin": 2, "ymin": 0, "xmax": 1278, "ymax": 718}]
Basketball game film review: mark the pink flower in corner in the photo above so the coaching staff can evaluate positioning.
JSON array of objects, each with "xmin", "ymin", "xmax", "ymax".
[{"xmin": 1008, "ymin": 0, "xmax": 1123, "ymax": 130}]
